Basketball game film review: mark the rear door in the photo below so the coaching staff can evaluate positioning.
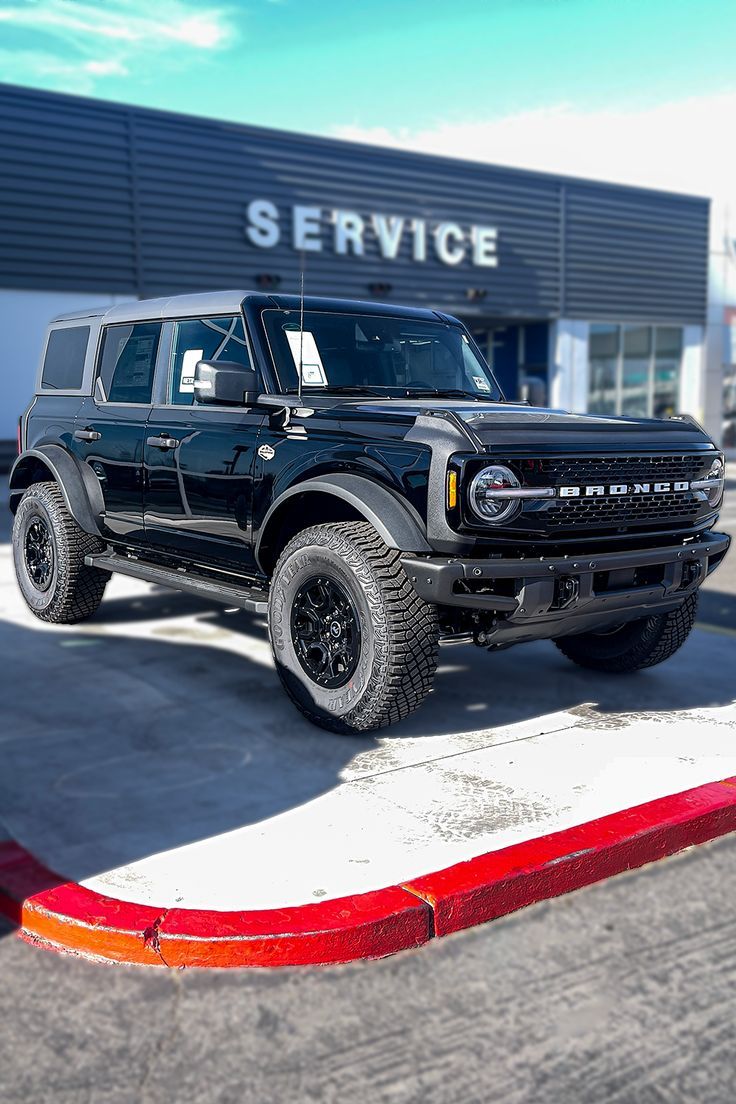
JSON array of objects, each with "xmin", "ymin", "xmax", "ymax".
[
  {"xmin": 143, "ymin": 314, "xmax": 265, "ymax": 569},
  {"xmin": 71, "ymin": 321, "xmax": 162, "ymax": 541}
]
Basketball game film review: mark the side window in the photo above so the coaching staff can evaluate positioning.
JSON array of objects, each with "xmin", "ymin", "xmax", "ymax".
[
  {"xmin": 168, "ymin": 315, "xmax": 251, "ymax": 406},
  {"xmin": 97, "ymin": 322, "xmax": 162, "ymax": 404},
  {"xmin": 41, "ymin": 326, "xmax": 90, "ymax": 390}
]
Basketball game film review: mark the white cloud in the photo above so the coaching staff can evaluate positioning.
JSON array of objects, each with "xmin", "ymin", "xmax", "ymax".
[
  {"xmin": 83, "ymin": 59, "xmax": 129, "ymax": 77},
  {"xmin": 333, "ymin": 92, "xmax": 736, "ymax": 245},
  {"xmin": 0, "ymin": 0, "xmax": 232, "ymax": 47},
  {"xmin": 0, "ymin": 0, "xmax": 234, "ymax": 91}
]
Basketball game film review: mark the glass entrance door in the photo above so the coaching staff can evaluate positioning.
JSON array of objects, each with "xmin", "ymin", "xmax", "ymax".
[{"xmin": 588, "ymin": 323, "xmax": 683, "ymax": 418}]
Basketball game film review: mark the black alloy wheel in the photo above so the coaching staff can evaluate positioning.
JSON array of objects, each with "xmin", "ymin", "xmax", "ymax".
[
  {"xmin": 24, "ymin": 515, "xmax": 54, "ymax": 591},
  {"xmin": 290, "ymin": 574, "xmax": 361, "ymax": 689},
  {"xmin": 268, "ymin": 521, "xmax": 440, "ymax": 734}
]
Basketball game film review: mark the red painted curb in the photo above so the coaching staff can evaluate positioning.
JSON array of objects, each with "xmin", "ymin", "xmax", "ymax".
[
  {"xmin": 402, "ymin": 777, "xmax": 736, "ymax": 936},
  {"xmin": 0, "ymin": 844, "xmax": 431, "ymax": 966},
  {"xmin": 2, "ymin": 776, "xmax": 736, "ymax": 967}
]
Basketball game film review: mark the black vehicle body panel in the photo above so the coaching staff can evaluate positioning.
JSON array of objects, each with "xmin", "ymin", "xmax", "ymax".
[
  {"xmin": 70, "ymin": 395, "xmax": 149, "ymax": 541},
  {"xmin": 11, "ymin": 290, "xmax": 729, "ymax": 647},
  {"xmin": 143, "ymin": 403, "xmax": 265, "ymax": 569}
]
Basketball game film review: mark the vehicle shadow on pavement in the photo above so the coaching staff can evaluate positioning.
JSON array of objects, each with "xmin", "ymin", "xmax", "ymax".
[
  {"xmin": 0, "ymin": 584, "xmax": 734, "ymax": 928},
  {"xmin": 698, "ymin": 587, "xmax": 736, "ymax": 633}
]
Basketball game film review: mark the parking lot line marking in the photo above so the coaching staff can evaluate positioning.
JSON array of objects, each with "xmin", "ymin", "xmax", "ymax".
[{"xmin": 696, "ymin": 622, "xmax": 736, "ymax": 638}]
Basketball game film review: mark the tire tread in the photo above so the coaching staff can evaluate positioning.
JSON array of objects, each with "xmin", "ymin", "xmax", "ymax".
[
  {"xmin": 13, "ymin": 481, "xmax": 108, "ymax": 624},
  {"xmin": 553, "ymin": 593, "xmax": 698, "ymax": 673},
  {"xmin": 270, "ymin": 521, "xmax": 439, "ymax": 733}
]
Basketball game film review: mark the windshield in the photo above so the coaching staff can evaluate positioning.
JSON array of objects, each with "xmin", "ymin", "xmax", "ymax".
[{"xmin": 262, "ymin": 309, "xmax": 503, "ymax": 400}]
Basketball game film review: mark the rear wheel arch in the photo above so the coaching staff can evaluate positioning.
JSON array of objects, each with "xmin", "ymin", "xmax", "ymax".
[
  {"xmin": 256, "ymin": 474, "xmax": 431, "ymax": 576},
  {"xmin": 9, "ymin": 446, "xmax": 104, "ymax": 537}
]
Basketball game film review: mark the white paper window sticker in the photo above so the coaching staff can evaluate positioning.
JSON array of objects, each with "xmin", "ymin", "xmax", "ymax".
[
  {"xmin": 285, "ymin": 329, "xmax": 328, "ymax": 386},
  {"xmin": 179, "ymin": 348, "xmax": 203, "ymax": 393},
  {"xmin": 472, "ymin": 375, "xmax": 491, "ymax": 393}
]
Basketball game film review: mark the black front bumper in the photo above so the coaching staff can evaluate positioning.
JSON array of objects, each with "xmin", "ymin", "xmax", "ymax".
[{"xmin": 402, "ymin": 530, "xmax": 731, "ymax": 644}]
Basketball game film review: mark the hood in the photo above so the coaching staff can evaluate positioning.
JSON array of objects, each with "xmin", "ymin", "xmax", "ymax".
[{"xmin": 347, "ymin": 399, "xmax": 714, "ymax": 453}]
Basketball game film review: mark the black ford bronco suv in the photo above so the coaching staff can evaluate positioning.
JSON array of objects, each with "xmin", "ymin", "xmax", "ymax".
[{"xmin": 10, "ymin": 291, "xmax": 730, "ymax": 733}]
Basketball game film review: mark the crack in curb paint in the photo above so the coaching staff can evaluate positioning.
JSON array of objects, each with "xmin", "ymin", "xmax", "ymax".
[{"xmin": 142, "ymin": 910, "xmax": 170, "ymax": 965}]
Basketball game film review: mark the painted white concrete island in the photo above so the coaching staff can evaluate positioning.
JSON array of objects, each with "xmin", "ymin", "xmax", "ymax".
[{"xmin": 1, "ymin": 544, "xmax": 734, "ymax": 913}]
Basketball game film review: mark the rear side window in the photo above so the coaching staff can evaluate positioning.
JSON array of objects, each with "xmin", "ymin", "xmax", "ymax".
[
  {"xmin": 97, "ymin": 322, "xmax": 162, "ymax": 404},
  {"xmin": 41, "ymin": 326, "xmax": 90, "ymax": 390},
  {"xmin": 168, "ymin": 315, "xmax": 251, "ymax": 406}
]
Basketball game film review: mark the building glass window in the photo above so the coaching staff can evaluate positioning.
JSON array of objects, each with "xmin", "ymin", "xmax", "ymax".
[
  {"xmin": 588, "ymin": 324, "xmax": 683, "ymax": 418},
  {"xmin": 653, "ymin": 327, "xmax": 683, "ymax": 419},
  {"xmin": 588, "ymin": 324, "xmax": 619, "ymax": 414},
  {"xmin": 621, "ymin": 325, "xmax": 651, "ymax": 417}
]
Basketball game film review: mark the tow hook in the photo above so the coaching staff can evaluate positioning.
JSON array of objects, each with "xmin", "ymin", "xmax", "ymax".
[
  {"xmin": 552, "ymin": 575, "xmax": 579, "ymax": 610},
  {"xmin": 680, "ymin": 559, "xmax": 702, "ymax": 589}
]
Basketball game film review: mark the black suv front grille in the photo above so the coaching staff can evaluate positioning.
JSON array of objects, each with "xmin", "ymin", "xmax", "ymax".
[
  {"xmin": 523, "ymin": 453, "xmax": 713, "ymax": 534},
  {"xmin": 537, "ymin": 454, "xmax": 706, "ymax": 486}
]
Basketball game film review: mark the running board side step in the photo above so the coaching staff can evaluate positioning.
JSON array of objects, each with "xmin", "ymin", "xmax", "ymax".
[{"xmin": 85, "ymin": 551, "xmax": 269, "ymax": 615}]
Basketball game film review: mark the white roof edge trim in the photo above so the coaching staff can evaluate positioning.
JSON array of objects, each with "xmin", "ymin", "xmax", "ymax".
[{"xmin": 100, "ymin": 289, "xmax": 253, "ymax": 325}]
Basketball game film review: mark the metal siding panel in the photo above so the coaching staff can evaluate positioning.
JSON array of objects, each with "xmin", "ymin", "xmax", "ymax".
[
  {"xmin": 0, "ymin": 83, "xmax": 708, "ymax": 324},
  {"xmin": 129, "ymin": 108, "xmax": 562, "ymax": 314},
  {"xmin": 564, "ymin": 183, "xmax": 708, "ymax": 324},
  {"xmin": 0, "ymin": 84, "xmax": 137, "ymax": 295}
]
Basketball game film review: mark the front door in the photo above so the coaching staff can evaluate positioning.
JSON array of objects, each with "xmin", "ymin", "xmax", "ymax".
[
  {"xmin": 143, "ymin": 314, "xmax": 265, "ymax": 570},
  {"xmin": 71, "ymin": 321, "xmax": 162, "ymax": 542}
]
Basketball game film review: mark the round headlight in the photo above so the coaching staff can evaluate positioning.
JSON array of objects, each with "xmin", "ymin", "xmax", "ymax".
[
  {"xmin": 706, "ymin": 457, "xmax": 725, "ymax": 506},
  {"xmin": 469, "ymin": 464, "xmax": 522, "ymax": 524}
]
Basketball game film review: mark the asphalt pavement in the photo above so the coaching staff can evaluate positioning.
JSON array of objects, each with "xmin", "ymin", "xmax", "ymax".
[
  {"xmin": 1, "ymin": 835, "xmax": 735, "ymax": 1103},
  {"xmin": 0, "ymin": 478, "xmax": 734, "ymax": 1103}
]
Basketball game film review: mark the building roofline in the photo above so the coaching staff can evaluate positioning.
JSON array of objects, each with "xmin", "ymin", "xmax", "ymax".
[{"xmin": 0, "ymin": 80, "xmax": 711, "ymax": 208}]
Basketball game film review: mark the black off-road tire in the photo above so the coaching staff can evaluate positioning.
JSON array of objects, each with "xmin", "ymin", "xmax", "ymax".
[
  {"xmin": 553, "ymin": 593, "xmax": 698, "ymax": 673},
  {"xmin": 268, "ymin": 521, "xmax": 440, "ymax": 733},
  {"xmin": 12, "ymin": 481, "xmax": 109, "ymax": 624}
]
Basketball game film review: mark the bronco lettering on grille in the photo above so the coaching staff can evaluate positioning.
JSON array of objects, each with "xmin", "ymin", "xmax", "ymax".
[{"xmin": 558, "ymin": 481, "xmax": 691, "ymax": 498}]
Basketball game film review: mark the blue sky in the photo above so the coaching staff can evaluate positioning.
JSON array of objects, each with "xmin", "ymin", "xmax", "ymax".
[{"xmin": 1, "ymin": 0, "xmax": 735, "ymax": 206}]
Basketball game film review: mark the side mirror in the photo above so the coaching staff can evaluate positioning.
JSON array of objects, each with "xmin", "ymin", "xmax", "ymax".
[
  {"xmin": 520, "ymin": 376, "xmax": 547, "ymax": 407},
  {"xmin": 193, "ymin": 360, "xmax": 260, "ymax": 406}
]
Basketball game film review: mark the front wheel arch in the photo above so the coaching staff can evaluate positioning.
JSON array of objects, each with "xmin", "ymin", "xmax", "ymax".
[{"xmin": 255, "ymin": 474, "xmax": 431, "ymax": 575}]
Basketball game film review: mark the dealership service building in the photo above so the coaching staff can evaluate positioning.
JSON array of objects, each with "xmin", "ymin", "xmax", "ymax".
[{"xmin": 0, "ymin": 81, "xmax": 720, "ymax": 448}]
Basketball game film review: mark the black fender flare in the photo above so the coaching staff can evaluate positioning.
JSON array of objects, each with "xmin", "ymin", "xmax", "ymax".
[
  {"xmin": 9, "ymin": 445, "xmax": 105, "ymax": 537},
  {"xmin": 255, "ymin": 472, "xmax": 431, "ymax": 572}
]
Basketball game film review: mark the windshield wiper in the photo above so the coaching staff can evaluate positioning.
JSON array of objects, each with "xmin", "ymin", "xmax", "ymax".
[
  {"xmin": 403, "ymin": 387, "xmax": 494, "ymax": 401},
  {"xmin": 285, "ymin": 385, "xmax": 387, "ymax": 397}
]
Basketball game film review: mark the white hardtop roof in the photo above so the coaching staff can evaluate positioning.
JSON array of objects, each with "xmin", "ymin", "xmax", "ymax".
[{"xmin": 51, "ymin": 290, "xmax": 251, "ymax": 325}]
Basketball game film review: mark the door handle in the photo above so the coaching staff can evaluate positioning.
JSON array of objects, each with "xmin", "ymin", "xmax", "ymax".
[
  {"xmin": 146, "ymin": 435, "xmax": 179, "ymax": 450},
  {"xmin": 74, "ymin": 428, "xmax": 102, "ymax": 442}
]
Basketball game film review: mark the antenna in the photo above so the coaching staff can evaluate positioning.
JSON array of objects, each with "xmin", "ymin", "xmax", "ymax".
[{"xmin": 297, "ymin": 252, "xmax": 305, "ymax": 404}]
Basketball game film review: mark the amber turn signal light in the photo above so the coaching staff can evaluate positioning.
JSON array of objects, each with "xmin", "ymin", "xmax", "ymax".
[{"xmin": 447, "ymin": 470, "xmax": 458, "ymax": 509}]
